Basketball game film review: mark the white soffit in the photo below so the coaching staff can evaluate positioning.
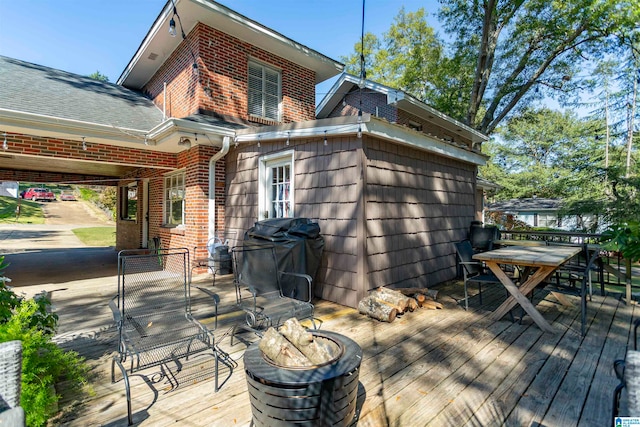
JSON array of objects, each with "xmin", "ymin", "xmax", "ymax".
[{"xmin": 119, "ymin": 0, "xmax": 343, "ymax": 88}]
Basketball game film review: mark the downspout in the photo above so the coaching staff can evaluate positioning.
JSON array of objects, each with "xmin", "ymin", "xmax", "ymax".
[{"xmin": 208, "ymin": 135, "xmax": 231, "ymax": 241}]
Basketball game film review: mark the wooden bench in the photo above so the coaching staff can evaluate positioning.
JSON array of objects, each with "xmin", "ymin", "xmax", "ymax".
[{"xmin": 110, "ymin": 248, "xmax": 230, "ymax": 425}]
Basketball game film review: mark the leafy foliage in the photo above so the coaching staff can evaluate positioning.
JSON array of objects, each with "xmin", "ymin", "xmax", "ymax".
[
  {"xmin": 0, "ymin": 257, "xmax": 88, "ymax": 427},
  {"xmin": 481, "ymin": 107, "xmax": 606, "ymax": 200},
  {"xmin": 602, "ymin": 221, "xmax": 640, "ymax": 263},
  {"xmin": 343, "ymin": 1, "xmax": 639, "ymax": 134},
  {"xmin": 87, "ymin": 71, "xmax": 109, "ymax": 82}
]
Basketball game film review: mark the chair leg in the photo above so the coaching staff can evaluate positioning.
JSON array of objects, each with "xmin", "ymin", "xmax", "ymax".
[{"xmin": 464, "ymin": 281, "xmax": 469, "ymax": 310}]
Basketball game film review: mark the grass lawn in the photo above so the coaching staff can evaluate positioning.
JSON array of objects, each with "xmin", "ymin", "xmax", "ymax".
[
  {"xmin": 72, "ymin": 227, "xmax": 116, "ymax": 247},
  {"xmin": 0, "ymin": 195, "xmax": 44, "ymax": 224}
]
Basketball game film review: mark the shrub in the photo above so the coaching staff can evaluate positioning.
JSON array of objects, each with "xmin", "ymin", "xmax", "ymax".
[{"xmin": 0, "ymin": 256, "xmax": 89, "ymax": 427}]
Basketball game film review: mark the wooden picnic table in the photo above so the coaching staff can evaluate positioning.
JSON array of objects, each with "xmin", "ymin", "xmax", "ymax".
[
  {"xmin": 473, "ymin": 245, "xmax": 582, "ymax": 333},
  {"xmin": 493, "ymin": 239, "xmax": 547, "ymax": 247}
]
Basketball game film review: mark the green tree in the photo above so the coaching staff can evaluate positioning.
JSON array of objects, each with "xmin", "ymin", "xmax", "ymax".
[
  {"xmin": 88, "ymin": 70, "xmax": 109, "ymax": 82},
  {"xmin": 341, "ymin": 8, "xmax": 473, "ymax": 117},
  {"xmin": 481, "ymin": 107, "xmax": 605, "ymax": 203},
  {"xmin": 343, "ymin": 1, "xmax": 639, "ymax": 135},
  {"xmin": 439, "ymin": 0, "xmax": 638, "ymax": 134}
]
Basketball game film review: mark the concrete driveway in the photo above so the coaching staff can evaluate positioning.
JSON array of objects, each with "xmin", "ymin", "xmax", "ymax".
[{"xmin": 0, "ymin": 200, "xmax": 117, "ymax": 287}]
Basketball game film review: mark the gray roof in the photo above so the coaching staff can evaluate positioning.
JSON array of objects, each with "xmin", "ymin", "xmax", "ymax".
[
  {"xmin": 0, "ymin": 55, "xmax": 164, "ymax": 131},
  {"xmin": 487, "ymin": 198, "xmax": 562, "ymax": 212},
  {"xmin": 182, "ymin": 110, "xmax": 250, "ymax": 131}
]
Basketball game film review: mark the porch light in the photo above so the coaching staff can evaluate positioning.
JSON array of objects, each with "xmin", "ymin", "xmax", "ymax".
[
  {"xmin": 2, "ymin": 132, "xmax": 7, "ymax": 150},
  {"xmin": 82, "ymin": 137, "xmax": 87, "ymax": 151},
  {"xmin": 324, "ymin": 130, "xmax": 327, "ymax": 146},
  {"xmin": 169, "ymin": 17, "xmax": 177, "ymax": 37},
  {"xmin": 286, "ymin": 132, "xmax": 290, "ymax": 146}
]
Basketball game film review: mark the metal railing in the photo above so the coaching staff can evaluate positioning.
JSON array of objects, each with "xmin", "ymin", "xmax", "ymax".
[{"xmin": 497, "ymin": 229, "xmax": 632, "ymax": 291}]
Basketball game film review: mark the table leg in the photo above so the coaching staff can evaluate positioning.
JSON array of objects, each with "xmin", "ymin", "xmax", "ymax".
[{"xmin": 485, "ymin": 262, "xmax": 556, "ymax": 333}]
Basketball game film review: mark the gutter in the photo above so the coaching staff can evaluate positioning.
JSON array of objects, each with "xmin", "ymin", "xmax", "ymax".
[{"xmin": 208, "ymin": 135, "xmax": 231, "ymax": 241}]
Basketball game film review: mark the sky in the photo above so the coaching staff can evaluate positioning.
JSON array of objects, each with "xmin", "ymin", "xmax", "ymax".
[{"xmin": 0, "ymin": 0, "xmax": 441, "ymax": 101}]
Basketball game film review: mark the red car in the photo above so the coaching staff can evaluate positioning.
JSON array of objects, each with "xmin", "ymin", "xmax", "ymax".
[
  {"xmin": 23, "ymin": 187, "xmax": 55, "ymax": 202},
  {"xmin": 59, "ymin": 191, "xmax": 76, "ymax": 201}
]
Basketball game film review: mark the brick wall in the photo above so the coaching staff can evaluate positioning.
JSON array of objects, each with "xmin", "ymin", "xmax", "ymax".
[
  {"xmin": 144, "ymin": 23, "xmax": 317, "ymax": 123},
  {"xmin": 116, "ymin": 145, "xmax": 226, "ymax": 255},
  {"xmin": 2, "ymin": 132, "xmax": 176, "ymax": 169}
]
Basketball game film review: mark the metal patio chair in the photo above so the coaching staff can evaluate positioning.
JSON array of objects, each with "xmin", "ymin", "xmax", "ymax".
[
  {"xmin": 454, "ymin": 240, "xmax": 504, "ymax": 310},
  {"xmin": 231, "ymin": 244, "xmax": 316, "ymax": 342},
  {"xmin": 110, "ymin": 248, "xmax": 230, "ymax": 425}
]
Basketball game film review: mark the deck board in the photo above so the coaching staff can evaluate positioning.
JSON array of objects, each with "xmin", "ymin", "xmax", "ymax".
[{"xmin": 24, "ymin": 272, "xmax": 638, "ymax": 427}]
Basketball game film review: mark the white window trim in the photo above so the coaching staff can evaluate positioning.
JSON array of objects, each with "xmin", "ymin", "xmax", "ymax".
[
  {"xmin": 258, "ymin": 150, "xmax": 295, "ymax": 220},
  {"xmin": 248, "ymin": 60, "xmax": 282, "ymax": 122},
  {"xmin": 163, "ymin": 169, "xmax": 186, "ymax": 227}
]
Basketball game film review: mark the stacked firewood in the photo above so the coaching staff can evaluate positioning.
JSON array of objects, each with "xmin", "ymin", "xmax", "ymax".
[
  {"xmin": 358, "ymin": 287, "xmax": 442, "ymax": 323},
  {"xmin": 259, "ymin": 318, "xmax": 336, "ymax": 368}
]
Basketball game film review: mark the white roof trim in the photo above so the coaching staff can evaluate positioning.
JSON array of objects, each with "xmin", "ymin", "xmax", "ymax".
[
  {"xmin": 316, "ymin": 73, "xmax": 488, "ymax": 144},
  {"xmin": 234, "ymin": 115, "xmax": 487, "ymax": 166},
  {"xmin": 119, "ymin": 0, "xmax": 343, "ymax": 88}
]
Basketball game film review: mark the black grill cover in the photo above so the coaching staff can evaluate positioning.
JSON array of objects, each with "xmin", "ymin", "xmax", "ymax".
[{"xmin": 244, "ymin": 218, "xmax": 324, "ymax": 301}]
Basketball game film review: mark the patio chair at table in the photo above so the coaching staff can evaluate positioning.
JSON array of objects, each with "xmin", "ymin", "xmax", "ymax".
[
  {"xmin": 541, "ymin": 246, "xmax": 600, "ymax": 336},
  {"xmin": 454, "ymin": 240, "xmax": 504, "ymax": 310},
  {"xmin": 230, "ymin": 244, "xmax": 317, "ymax": 343},
  {"xmin": 469, "ymin": 223, "xmax": 500, "ymax": 253}
]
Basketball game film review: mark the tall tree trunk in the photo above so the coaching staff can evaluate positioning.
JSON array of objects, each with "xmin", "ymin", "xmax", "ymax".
[{"xmin": 626, "ymin": 73, "xmax": 637, "ymax": 178}]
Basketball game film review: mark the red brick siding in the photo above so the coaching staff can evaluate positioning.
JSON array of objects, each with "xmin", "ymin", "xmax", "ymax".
[
  {"xmin": 2, "ymin": 132, "xmax": 176, "ymax": 168},
  {"xmin": 115, "ymin": 145, "xmax": 226, "ymax": 257},
  {"xmin": 0, "ymin": 169, "xmax": 112, "ymax": 184},
  {"xmin": 144, "ymin": 23, "xmax": 316, "ymax": 123}
]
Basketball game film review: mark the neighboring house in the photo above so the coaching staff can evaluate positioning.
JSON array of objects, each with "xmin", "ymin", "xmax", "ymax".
[
  {"xmin": 486, "ymin": 198, "xmax": 598, "ymax": 231},
  {"xmin": 0, "ymin": 0, "xmax": 488, "ymax": 308}
]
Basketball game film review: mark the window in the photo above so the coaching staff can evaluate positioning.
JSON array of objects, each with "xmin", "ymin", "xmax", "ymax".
[
  {"xmin": 248, "ymin": 61, "xmax": 281, "ymax": 121},
  {"xmin": 536, "ymin": 213, "xmax": 558, "ymax": 228},
  {"xmin": 120, "ymin": 182, "xmax": 137, "ymax": 221},
  {"xmin": 259, "ymin": 151, "xmax": 294, "ymax": 219},
  {"xmin": 164, "ymin": 171, "xmax": 185, "ymax": 226}
]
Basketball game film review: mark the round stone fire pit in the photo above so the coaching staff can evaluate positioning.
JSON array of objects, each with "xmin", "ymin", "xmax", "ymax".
[{"xmin": 244, "ymin": 330, "xmax": 362, "ymax": 427}]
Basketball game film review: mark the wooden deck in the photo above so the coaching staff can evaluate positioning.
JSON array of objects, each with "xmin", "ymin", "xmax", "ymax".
[{"xmin": 32, "ymin": 271, "xmax": 638, "ymax": 426}]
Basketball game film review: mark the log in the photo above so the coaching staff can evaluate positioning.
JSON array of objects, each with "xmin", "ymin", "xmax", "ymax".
[
  {"xmin": 358, "ymin": 295, "xmax": 397, "ymax": 322},
  {"xmin": 413, "ymin": 293, "xmax": 427, "ymax": 307},
  {"xmin": 421, "ymin": 300, "xmax": 443, "ymax": 310},
  {"xmin": 279, "ymin": 318, "xmax": 334, "ymax": 365},
  {"xmin": 373, "ymin": 287, "xmax": 417, "ymax": 312},
  {"xmin": 395, "ymin": 287, "xmax": 439, "ymax": 300},
  {"xmin": 259, "ymin": 327, "xmax": 313, "ymax": 367}
]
